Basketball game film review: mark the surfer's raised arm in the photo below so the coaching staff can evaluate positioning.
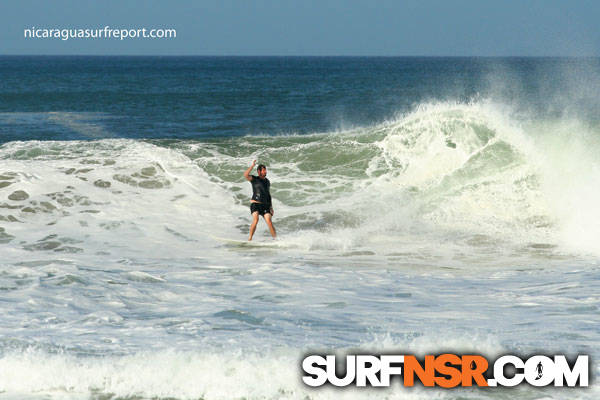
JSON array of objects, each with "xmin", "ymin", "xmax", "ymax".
[{"xmin": 244, "ymin": 160, "xmax": 256, "ymax": 181}]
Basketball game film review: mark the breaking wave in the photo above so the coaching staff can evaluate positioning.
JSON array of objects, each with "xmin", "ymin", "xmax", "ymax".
[{"xmin": 1, "ymin": 100, "xmax": 599, "ymax": 261}]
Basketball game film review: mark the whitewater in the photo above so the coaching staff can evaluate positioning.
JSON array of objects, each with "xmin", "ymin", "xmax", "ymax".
[{"xmin": 1, "ymin": 97, "xmax": 599, "ymax": 399}]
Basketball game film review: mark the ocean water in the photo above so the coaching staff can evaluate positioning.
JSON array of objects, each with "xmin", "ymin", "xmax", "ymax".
[{"xmin": 0, "ymin": 56, "xmax": 599, "ymax": 399}]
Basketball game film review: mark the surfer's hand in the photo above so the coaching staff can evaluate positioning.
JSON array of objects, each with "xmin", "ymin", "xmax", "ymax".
[
  {"xmin": 270, "ymin": 207, "xmax": 274, "ymax": 216},
  {"xmin": 251, "ymin": 160, "xmax": 256, "ymax": 166}
]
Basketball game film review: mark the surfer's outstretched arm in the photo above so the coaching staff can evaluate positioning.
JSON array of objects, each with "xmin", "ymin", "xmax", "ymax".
[{"xmin": 244, "ymin": 160, "xmax": 256, "ymax": 181}]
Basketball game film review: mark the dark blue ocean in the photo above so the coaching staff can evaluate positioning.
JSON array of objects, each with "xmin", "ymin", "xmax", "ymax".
[
  {"xmin": 1, "ymin": 56, "xmax": 598, "ymax": 143},
  {"xmin": 0, "ymin": 56, "xmax": 599, "ymax": 399}
]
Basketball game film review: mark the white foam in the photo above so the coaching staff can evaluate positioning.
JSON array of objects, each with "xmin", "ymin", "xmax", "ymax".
[
  {"xmin": 1, "ymin": 332, "xmax": 596, "ymax": 400},
  {"xmin": 0, "ymin": 334, "xmax": 503, "ymax": 400},
  {"xmin": 0, "ymin": 139, "xmax": 238, "ymax": 261},
  {"xmin": 528, "ymin": 118, "xmax": 600, "ymax": 256}
]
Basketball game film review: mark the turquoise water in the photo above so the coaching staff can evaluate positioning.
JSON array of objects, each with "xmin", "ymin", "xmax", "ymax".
[{"xmin": 0, "ymin": 56, "xmax": 599, "ymax": 399}]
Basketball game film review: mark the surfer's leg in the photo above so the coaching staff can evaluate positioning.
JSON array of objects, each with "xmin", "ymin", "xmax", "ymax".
[
  {"xmin": 249, "ymin": 211, "xmax": 259, "ymax": 241},
  {"xmin": 264, "ymin": 213, "xmax": 277, "ymax": 239}
]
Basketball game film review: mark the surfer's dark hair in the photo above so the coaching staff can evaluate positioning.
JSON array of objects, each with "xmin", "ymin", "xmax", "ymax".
[{"xmin": 257, "ymin": 164, "xmax": 266, "ymax": 172}]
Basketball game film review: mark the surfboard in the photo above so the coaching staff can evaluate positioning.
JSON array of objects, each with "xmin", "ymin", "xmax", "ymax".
[{"xmin": 211, "ymin": 236, "xmax": 286, "ymax": 248}]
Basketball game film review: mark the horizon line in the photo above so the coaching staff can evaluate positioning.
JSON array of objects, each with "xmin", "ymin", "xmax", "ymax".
[{"xmin": 2, "ymin": 53, "xmax": 599, "ymax": 58}]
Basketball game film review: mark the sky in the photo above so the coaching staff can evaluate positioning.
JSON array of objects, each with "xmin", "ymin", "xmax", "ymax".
[{"xmin": 1, "ymin": 0, "xmax": 599, "ymax": 56}]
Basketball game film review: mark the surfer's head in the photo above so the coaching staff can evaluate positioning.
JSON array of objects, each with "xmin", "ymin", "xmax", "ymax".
[{"xmin": 257, "ymin": 164, "xmax": 267, "ymax": 178}]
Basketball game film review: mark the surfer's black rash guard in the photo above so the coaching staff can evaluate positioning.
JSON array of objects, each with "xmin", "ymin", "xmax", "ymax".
[{"xmin": 250, "ymin": 175, "xmax": 271, "ymax": 206}]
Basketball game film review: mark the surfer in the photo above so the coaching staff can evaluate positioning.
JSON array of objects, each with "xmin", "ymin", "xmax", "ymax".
[{"xmin": 244, "ymin": 160, "xmax": 276, "ymax": 241}]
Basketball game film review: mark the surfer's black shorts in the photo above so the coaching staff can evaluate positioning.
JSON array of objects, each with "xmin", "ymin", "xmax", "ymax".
[{"xmin": 250, "ymin": 202, "xmax": 272, "ymax": 216}]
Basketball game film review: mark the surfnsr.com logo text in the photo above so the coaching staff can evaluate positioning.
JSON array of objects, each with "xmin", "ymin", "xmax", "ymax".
[{"xmin": 302, "ymin": 354, "xmax": 589, "ymax": 388}]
